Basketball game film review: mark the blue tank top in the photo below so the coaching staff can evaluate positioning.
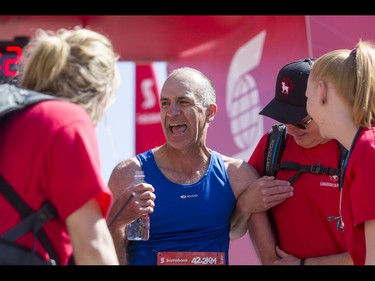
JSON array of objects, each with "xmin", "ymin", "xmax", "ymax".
[{"xmin": 127, "ymin": 149, "xmax": 236, "ymax": 265}]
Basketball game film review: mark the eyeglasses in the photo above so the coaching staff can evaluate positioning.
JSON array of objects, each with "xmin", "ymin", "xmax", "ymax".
[{"xmin": 292, "ymin": 117, "xmax": 313, "ymax": 130}]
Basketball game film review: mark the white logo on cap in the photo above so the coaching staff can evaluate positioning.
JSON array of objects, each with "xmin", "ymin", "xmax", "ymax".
[
  {"xmin": 281, "ymin": 82, "xmax": 289, "ymax": 95},
  {"xmin": 280, "ymin": 77, "xmax": 294, "ymax": 98}
]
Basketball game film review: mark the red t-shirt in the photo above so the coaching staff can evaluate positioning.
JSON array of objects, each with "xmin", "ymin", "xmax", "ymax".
[
  {"xmin": 0, "ymin": 100, "xmax": 112, "ymax": 265},
  {"xmin": 249, "ymin": 132, "xmax": 347, "ymax": 259},
  {"xmin": 341, "ymin": 127, "xmax": 375, "ymax": 265}
]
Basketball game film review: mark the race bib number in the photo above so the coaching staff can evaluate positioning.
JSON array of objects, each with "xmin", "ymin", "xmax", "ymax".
[{"xmin": 157, "ymin": 252, "xmax": 225, "ymax": 265}]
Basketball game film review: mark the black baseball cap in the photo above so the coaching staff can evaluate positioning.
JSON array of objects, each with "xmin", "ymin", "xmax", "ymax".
[{"xmin": 259, "ymin": 58, "xmax": 315, "ymax": 124}]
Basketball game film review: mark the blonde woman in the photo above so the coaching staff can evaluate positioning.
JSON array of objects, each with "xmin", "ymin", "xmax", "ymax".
[
  {"xmin": 306, "ymin": 40, "xmax": 375, "ymax": 265},
  {"xmin": 0, "ymin": 28, "xmax": 120, "ymax": 265}
]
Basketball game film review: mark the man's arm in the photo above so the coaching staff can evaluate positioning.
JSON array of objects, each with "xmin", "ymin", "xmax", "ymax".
[
  {"xmin": 106, "ymin": 157, "xmax": 156, "ymax": 264},
  {"xmin": 106, "ymin": 159, "xmax": 136, "ymax": 264},
  {"xmin": 230, "ymin": 170, "xmax": 294, "ymax": 240},
  {"xmin": 108, "ymin": 217, "xmax": 128, "ymax": 264},
  {"xmin": 248, "ymin": 211, "xmax": 279, "ymax": 264}
]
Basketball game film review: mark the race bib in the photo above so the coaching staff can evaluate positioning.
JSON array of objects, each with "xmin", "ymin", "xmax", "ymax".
[{"xmin": 157, "ymin": 252, "xmax": 225, "ymax": 265}]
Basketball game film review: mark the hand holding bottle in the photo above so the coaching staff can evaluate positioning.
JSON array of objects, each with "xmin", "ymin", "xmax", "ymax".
[
  {"xmin": 127, "ymin": 171, "xmax": 154, "ymax": 240},
  {"xmin": 108, "ymin": 170, "xmax": 155, "ymax": 230}
]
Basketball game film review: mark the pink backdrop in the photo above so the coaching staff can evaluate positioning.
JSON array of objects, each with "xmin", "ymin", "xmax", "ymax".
[{"xmin": 135, "ymin": 15, "xmax": 375, "ymax": 265}]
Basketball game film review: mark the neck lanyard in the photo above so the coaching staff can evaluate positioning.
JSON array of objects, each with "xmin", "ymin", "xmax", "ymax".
[
  {"xmin": 331, "ymin": 127, "xmax": 363, "ymax": 232},
  {"xmin": 339, "ymin": 127, "xmax": 363, "ymax": 189}
]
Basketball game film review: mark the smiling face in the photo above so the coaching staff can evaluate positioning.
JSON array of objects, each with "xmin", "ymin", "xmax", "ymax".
[
  {"xmin": 159, "ymin": 70, "xmax": 216, "ymax": 152},
  {"xmin": 285, "ymin": 115, "xmax": 328, "ymax": 148}
]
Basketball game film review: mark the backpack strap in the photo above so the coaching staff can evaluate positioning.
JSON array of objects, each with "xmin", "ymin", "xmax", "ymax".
[
  {"xmin": 264, "ymin": 124, "xmax": 287, "ymax": 176},
  {"xmin": 278, "ymin": 162, "xmax": 340, "ymax": 184},
  {"xmin": 1, "ymin": 201, "xmax": 57, "ymax": 241},
  {"xmin": 0, "ymin": 84, "xmax": 56, "ymax": 130},
  {"xmin": 0, "ymin": 175, "xmax": 59, "ymax": 265},
  {"xmin": 264, "ymin": 124, "xmax": 348, "ymax": 185},
  {"xmin": 0, "ymin": 84, "xmax": 56, "ymax": 119}
]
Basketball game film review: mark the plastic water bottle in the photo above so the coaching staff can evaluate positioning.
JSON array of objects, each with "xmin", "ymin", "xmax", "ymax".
[{"xmin": 127, "ymin": 170, "xmax": 150, "ymax": 241}]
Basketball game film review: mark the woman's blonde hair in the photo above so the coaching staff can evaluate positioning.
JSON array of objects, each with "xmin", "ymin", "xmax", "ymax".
[
  {"xmin": 310, "ymin": 39, "xmax": 375, "ymax": 128},
  {"xmin": 20, "ymin": 27, "xmax": 120, "ymax": 125}
]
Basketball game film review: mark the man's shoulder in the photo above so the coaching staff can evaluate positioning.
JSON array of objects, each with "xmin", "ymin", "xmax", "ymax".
[
  {"xmin": 114, "ymin": 156, "xmax": 140, "ymax": 171},
  {"xmin": 219, "ymin": 153, "xmax": 256, "ymax": 175},
  {"xmin": 109, "ymin": 156, "xmax": 140, "ymax": 181}
]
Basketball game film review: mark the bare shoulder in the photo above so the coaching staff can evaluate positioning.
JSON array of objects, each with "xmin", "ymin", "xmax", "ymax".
[
  {"xmin": 110, "ymin": 156, "xmax": 140, "ymax": 178},
  {"xmin": 220, "ymin": 154, "xmax": 255, "ymax": 172},
  {"xmin": 220, "ymin": 154, "xmax": 259, "ymax": 198},
  {"xmin": 108, "ymin": 156, "xmax": 141, "ymax": 198}
]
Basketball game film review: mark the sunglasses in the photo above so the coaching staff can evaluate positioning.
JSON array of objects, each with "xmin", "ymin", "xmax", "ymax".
[{"xmin": 292, "ymin": 117, "xmax": 313, "ymax": 130}]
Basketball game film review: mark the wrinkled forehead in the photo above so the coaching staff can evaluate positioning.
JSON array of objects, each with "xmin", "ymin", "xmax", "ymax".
[{"xmin": 161, "ymin": 75, "xmax": 201, "ymax": 100}]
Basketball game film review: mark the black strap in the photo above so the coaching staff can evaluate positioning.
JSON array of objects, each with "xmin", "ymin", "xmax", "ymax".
[
  {"xmin": 265, "ymin": 124, "xmax": 348, "ymax": 185},
  {"xmin": 280, "ymin": 161, "xmax": 339, "ymax": 181},
  {"xmin": 339, "ymin": 128, "xmax": 361, "ymax": 189},
  {"xmin": 277, "ymin": 162, "xmax": 340, "ymax": 184},
  {"xmin": 108, "ymin": 192, "xmax": 134, "ymax": 228},
  {"xmin": 264, "ymin": 124, "xmax": 287, "ymax": 176},
  {"xmin": 0, "ymin": 84, "xmax": 56, "ymax": 119},
  {"xmin": 2, "ymin": 201, "xmax": 57, "ymax": 241},
  {"xmin": 278, "ymin": 161, "xmax": 339, "ymax": 175},
  {"xmin": 0, "ymin": 175, "xmax": 59, "ymax": 264}
]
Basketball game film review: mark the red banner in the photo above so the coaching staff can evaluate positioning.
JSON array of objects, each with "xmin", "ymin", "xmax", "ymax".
[
  {"xmin": 168, "ymin": 16, "xmax": 309, "ymax": 161},
  {"xmin": 135, "ymin": 64, "xmax": 165, "ymax": 154}
]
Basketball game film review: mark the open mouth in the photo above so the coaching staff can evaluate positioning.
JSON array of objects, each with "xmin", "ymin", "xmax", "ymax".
[{"xmin": 169, "ymin": 123, "xmax": 187, "ymax": 134}]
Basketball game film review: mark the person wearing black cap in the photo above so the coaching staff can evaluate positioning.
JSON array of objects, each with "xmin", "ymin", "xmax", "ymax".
[
  {"xmin": 259, "ymin": 59, "xmax": 315, "ymax": 125},
  {"xmin": 245, "ymin": 59, "xmax": 352, "ymax": 265}
]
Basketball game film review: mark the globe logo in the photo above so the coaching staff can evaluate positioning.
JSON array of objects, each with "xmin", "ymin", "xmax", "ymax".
[
  {"xmin": 228, "ymin": 73, "xmax": 263, "ymax": 160},
  {"xmin": 226, "ymin": 31, "xmax": 266, "ymax": 160}
]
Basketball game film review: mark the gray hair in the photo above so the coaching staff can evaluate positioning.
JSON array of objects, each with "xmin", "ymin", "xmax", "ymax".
[
  {"xmin": 19, "ymin": 27, "xmax": 120, "ymax": 125},
  {"xmin": 167, "ymin": 67, "xmax": 216, "ymax": 107}
]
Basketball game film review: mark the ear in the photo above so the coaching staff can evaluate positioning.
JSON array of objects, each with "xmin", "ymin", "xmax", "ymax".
[
  {"xmin": 206, "ymin": 103, "xmax": 217, "ymax": 123},
  {"xmin": 317, "ymin": 80, "xmax": 328, "ymax": 105}
]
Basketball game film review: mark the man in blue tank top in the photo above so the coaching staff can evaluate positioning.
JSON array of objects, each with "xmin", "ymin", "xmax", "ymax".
[{"xmin": 106, "ymin": 67, "xmax": 293, "ymax": 265}]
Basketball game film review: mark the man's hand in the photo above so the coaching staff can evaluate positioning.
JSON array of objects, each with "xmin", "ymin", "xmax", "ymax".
[
  {"xmin": 230, "ymin": 176, "xmax": 293, "ymax": 239},
  {"xmin": 108, "ymin": 181, "xmax": 156, "ymax": 229},
  {"xmin": 239, "ymin": 176, "xmax": 293, "ymax": 214}
]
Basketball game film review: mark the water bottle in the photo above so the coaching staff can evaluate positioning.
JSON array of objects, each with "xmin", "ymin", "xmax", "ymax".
[{"xmin": 127, "ymin": 170, "xmax": 150, "ymax": 241}]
